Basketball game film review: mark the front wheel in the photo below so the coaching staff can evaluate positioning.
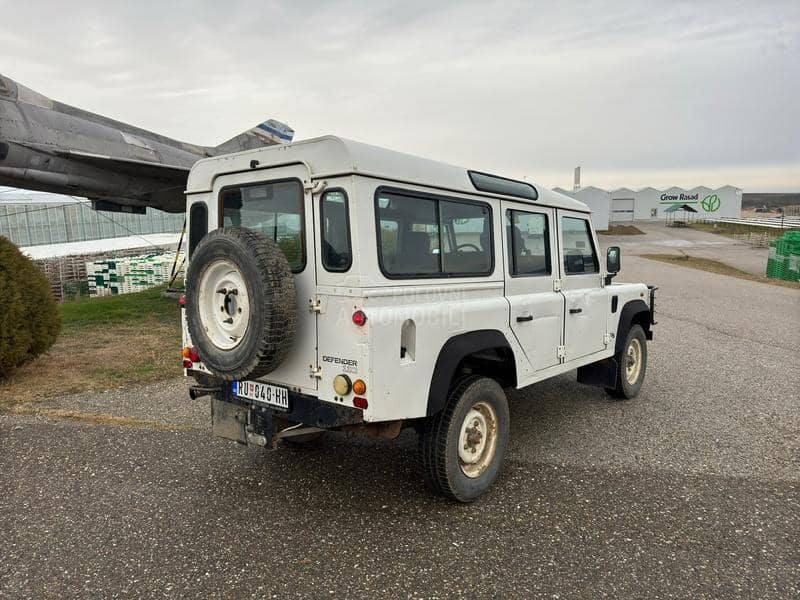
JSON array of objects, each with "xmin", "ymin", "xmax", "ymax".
[
  {"xmin": 419, "ymin": 376, "xmax": 510, "ymax": 502},
  {"xmin": 605, "ymin": 324, "xmax": 648, "ymax": 399}
]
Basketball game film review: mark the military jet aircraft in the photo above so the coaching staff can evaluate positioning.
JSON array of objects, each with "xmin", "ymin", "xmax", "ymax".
[{"xmin": 0, "ymin": 73, "xmax": 293, "ymax": 213}]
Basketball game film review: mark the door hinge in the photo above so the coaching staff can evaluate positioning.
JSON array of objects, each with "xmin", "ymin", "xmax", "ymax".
[
  {"xmin": 309, "ymin": 297, "xmax": 322, "ymax": 313},
  {"xmin": 309, "ymin": 365, "xmax": 323, "ymax": 379},
  {"xmin": 553, "ymin": 279, "xmax": 562, "ymax": 292},
  {"xmin": 603, "ymin": 333, "xmax": 614, "ymax": 346},
  {"xmin": 557, "ymin": 345, "xmax": 566, "ymax": 359},
  {"xmin": 304, "ymin": 180, "xmax": 327, "ymax": 194}
]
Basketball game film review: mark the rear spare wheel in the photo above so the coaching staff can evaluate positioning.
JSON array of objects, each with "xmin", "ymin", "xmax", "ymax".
[{"xmin": 185, "ymin": 227, "xmax": 297, "ymax": 381}]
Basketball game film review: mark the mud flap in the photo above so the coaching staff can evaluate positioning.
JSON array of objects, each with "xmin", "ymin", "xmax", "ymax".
[
  {"xmin": 211, "ymin": 398, "xmax": 276, "ymax": 448},
  {"xmin": 577, "ymin": 357, "xmax": 618, "ymax": 388}
]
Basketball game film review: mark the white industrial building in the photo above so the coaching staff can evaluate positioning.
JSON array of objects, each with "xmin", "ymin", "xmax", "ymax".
[{"xmin": 554, "ymin": 185, "xmax": 742, "ymax": 231}]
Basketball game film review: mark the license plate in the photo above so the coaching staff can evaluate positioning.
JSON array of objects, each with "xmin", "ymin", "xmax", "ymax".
[{"xmin": 232, "ymin": 380, "xmax": 289, "ymax": 410}]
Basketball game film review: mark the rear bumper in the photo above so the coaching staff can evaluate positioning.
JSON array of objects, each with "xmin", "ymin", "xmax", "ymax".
[
  {"xmin": 210, "ymin": 387, "xmax": 365, "ymax": 448},
  {"xmin": 217, "ymin": 384, "xmax": 364, "ymax": 429}
]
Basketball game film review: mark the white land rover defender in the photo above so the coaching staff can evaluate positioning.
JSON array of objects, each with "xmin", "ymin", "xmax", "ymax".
[{"xmin": 180, "ymin": 136, "xmax": 656, "ymax": 502}]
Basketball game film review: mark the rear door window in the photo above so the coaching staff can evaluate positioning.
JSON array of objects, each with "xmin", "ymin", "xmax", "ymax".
[
  {"xmin": 506, "ymin": 210, "xmax": 551, "ymax": 276},
  {"xmin": 220, "ymin": 179, "xmax": 305, "ymax": 272}
]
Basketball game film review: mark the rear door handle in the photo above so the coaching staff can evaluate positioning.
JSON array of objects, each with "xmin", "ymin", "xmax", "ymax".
[
  {"xmin": 516, "ymin": 315, "xmax": 533, "ymax": 322},
  {"xmin": 569, "ymin": 308, "xmax": 583, "ymax": 314}
]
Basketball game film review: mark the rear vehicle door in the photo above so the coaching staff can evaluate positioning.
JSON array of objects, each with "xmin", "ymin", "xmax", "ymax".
[
  {"xmin": 502, "ymin": 202, "xmax": 564, "ymax": 371},
  {"xmin": 558, "ymin": 210, "xmax": 607, "ymax": 361},
  {"xmin": 213, "ymin": 165, "xmax": 318, "ymax": 392}
]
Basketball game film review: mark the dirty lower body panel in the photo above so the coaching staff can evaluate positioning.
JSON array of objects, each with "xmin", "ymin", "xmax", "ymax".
[{"xmin": 211, "ymin": 388, "xmax": 364, "ymax": 448}]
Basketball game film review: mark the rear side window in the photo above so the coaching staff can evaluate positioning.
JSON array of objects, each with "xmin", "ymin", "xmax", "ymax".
[
  {"xmin": 320, "ymin": 190, "xmax": 352, "ymax": 272},
  {"xmin": 375, "ymin": 189, "xmax": 493, "ymax": 278},
  {"xmin": 188, "ymin": 202, "xmax": 208, "ymax": 257},
  {"xmin": 561, "ymin": 216, "xmax": 599, "ymax": 274},
  {"xmin": 506, "ymin": 210, "xmax": 550, "ymax": 276},
  {"xmin": 219, "ymin": 179, "xmax": 305, "ymax": 272}
]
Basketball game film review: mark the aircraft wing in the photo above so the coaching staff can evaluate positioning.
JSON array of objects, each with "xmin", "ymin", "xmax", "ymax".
[{"xmin": 50, "ymin": 149, "xmax": 190, "ymax": 182}]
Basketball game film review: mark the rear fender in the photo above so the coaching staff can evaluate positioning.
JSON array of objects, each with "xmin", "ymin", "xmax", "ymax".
[{"xmin": 426, "ymin": 330, "xmax": 515, "ymax": 416}]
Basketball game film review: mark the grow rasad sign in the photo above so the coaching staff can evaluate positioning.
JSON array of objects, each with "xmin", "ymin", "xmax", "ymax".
[
  {"xmin": 659, "ymin": 192, "xmax": 721, "ymax": 213},
  {"xmin": 701, "ymin": 194, "xmax": 721, "ymax": 212}
]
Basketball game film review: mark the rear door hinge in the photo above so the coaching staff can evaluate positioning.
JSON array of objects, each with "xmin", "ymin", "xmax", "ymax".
[
  {"xmin": 557, "ymin": 345, "xmax": 566, "ymax": 360},
  {"xmin": 309, "ymin": 365, "xmax": 323, "ymax": 379},
  {"xmin": 309, "ymin": 297, "xmax": 323, "ymax": 313},
  {"xmin": 304, "ymin": 180, "xmax": 327, "ymax": 194},
  {"xmin": 603, "ymin": 333, "xmax": 614, "ymax": 346},
  {"xmin": 553, "ymin": 279, "xmax": 562, "ymax": 292}
]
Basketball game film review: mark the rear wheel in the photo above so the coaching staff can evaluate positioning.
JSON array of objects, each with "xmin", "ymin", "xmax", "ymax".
[
  {"xmin": 605, "ymin": 324, "xmax": 647, "ymax": 399},
  {"xmin": 419, "ymin": 376, "xmax": 509, "ymax": 502}
]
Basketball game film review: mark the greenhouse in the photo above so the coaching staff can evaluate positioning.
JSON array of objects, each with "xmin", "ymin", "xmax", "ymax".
[{"xmin": 0, "ymin": 190, "xmax": 183, "ymax": 247}]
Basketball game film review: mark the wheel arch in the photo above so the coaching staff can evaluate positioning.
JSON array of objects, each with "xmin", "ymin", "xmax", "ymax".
[
  {"xmin": 614, "ymin": 299, "xmax": 652, "ymax": 354},
  {"xmin": 426, "ymin": 329, "xmax": 517, "ymax": 417}
]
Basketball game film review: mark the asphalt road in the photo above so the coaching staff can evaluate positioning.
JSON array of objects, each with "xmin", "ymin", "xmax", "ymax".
[{"xmin": 1, "ymin": 248, "xmax": 798, "ymax": 598}]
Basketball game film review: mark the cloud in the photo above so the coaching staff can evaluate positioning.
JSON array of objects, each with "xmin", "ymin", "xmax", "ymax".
[{"xmin": 0, "ymin": 0, "xmax": 798, "ymax": 191}]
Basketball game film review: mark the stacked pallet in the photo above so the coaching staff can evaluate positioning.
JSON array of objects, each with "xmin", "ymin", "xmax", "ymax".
[
  {"xmin": 766, "ymin": 231, "xmax": 800, "ymax": 282},
  {"xmin": 87, "ymin": 252, "xmax": 185, "ymax": 296}
]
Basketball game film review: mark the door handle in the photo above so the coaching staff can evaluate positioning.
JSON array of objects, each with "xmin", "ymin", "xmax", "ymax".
[
  {"xmin": 516, "ymin": 315, "xmax": 533, "ymax": 322},
  {"xmin": 569, "ymin": 308, "xmax": 583, "ymax": 314}
]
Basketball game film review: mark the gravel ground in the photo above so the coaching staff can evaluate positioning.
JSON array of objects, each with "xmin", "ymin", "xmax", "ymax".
[{"xmin": 1, "ymin": 249, "xmax": 798, "ymax": 599}]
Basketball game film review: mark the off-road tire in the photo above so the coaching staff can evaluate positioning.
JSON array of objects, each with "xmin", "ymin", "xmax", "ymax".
[
  {"xmin": 186, "ymin": 227, "xmax": 296, "ymax": 381},
  {"xmin": 605, "ymin": 324, "xmax": 647, "ymax": 399},
  {"xmin": 419, "ymin": 376, "xmax": 510, "ymax": 502}
]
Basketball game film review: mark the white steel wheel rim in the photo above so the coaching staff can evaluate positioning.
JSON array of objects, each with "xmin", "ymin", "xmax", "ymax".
[
  {"xmin": 197, "ymin": 260, "xmax": 250, "ymax": 351},
  {"xmin": 458, "ymin": 401, "xmax": 498, "ymax": 479},
  {"xmin": 625, "ymin": 337, "xmax": 643, "ymax": 385}
]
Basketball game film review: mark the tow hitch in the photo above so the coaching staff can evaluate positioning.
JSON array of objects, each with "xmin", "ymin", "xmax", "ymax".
[{"xmin": 211, "ymin": 398, "xmax": 278, "ymax": 448}]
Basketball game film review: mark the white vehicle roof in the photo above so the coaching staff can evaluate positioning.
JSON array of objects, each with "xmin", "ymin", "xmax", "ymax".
[{"xmin": 187, "ymin": 135, "xmax": 589, "ymax": 213}]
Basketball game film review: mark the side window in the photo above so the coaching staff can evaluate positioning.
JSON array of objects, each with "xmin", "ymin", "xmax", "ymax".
[
  {"xmin": 377, "ymin": 194, "xmax": 440, "ymax": 276},
  {"xmin": 505, "ymin": 210, "xmax": 550, "ymax": 276},
  {"xmin": 220, "ymin": 180, "xmax": 305, "ymax": 272},
  {"xmin": 188, "ymin": 202, "xmax": 208, "ymax": 258},
  {"xmin": 440, "ymin": 201, "xmax": 492, "ymax": 275},
  {"xmin": 320, "ymin": 190, "xmax": 352, "ymax": 272},
  {"xmin": 561, "ymin": 216, "xmax": 599, "ymax": 275},
  {"xmin": 375, "ymin": 190, "xmax": 493, "ymax": 278}
]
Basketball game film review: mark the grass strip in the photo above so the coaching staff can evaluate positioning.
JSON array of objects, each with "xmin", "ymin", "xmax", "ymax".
[
  {"xmin": 640, "ymin": 254, "xmax": 800, "ymax": 289},
  {"xmin": 1, "ymin": 287, "xmax": 182, "ymax": 410}
]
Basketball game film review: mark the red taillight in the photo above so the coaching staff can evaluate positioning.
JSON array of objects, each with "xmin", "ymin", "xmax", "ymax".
[
  {"xmin": 182, "ymin": 346, "xmax": 200, "ymax": 362},
  {"xmin": 178, "ymin": 294, "xmax": 186, "ymax": 307},
  {"xmin": 182, "ymin": 359, "xmax": 193, "ymax": 369},
  {"xmin": 353, "ymin": 396, "xmax": 368, "ymax": 410},
  {"xmin": 352, "ymin": 310, "xmax": 367, "ymax": 326}
]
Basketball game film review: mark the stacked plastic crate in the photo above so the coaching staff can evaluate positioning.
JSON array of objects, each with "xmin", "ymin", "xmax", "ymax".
[
  {"xmin": 87, "ymin": 252, "xmax": 184, "ymax": 296},
  {"xmin": 766, "ymin": 231, "xmax": 800, "ymax": 282}
]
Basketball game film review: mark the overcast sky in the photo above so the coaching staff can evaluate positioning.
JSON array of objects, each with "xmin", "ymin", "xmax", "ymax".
[{"xmin": 1, "ymin": 0, "xmax": 798, "ymax": 192}]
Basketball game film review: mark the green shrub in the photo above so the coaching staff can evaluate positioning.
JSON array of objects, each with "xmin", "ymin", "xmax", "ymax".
[{"xmin": 0, "ymin": 237, "xmax": 61, "ymax": 377}]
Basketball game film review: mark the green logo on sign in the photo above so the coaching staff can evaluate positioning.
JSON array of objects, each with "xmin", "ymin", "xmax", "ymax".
[{"xmin": 701, "ymin": 194, "xmax": 721, "ymax": 212}]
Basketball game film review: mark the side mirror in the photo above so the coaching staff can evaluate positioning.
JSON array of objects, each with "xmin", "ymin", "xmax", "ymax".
[{"xmin": 605, "ymin": 246, "xmax": 621, "ymax": 284}]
